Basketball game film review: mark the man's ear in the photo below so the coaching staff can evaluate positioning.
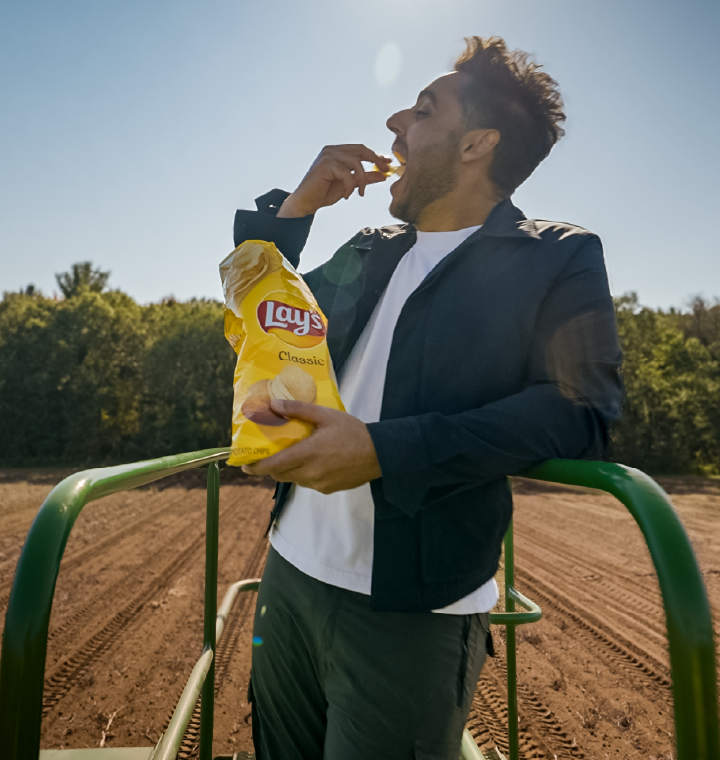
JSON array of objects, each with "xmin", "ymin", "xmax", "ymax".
[{"xmin": 460, "ymin": 129, "xmax": 500, "ymax": 163}]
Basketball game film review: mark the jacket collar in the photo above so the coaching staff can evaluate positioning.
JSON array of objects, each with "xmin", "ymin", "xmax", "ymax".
[
  {"xmin": 478, "ymin": 198, "xmax": 541, "ymax": 239},
  {"xmin": 351, "ymin": 198, "xmax": 540, "ymax": 248},
  {"xmin": 351, "ymin": 223, "xmax": 414, "ymax": 251}
]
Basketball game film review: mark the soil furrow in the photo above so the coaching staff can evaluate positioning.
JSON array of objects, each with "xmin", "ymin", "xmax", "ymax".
[
  {"xmin": 468, "ymin": 662, "xmax": 547, "ymax": 759},
  {"xmin": 514, "ymin": 519, "xmax": 667, "ymax": 602},
  {"xmin": 489, "ymin": 651, "xmax": 585, "ymax": 759},
  {"xmin": 2, "ymin": 473, "xmax": 711, "ymax": 759},
  {"xmin": 42, "ymin": 496, "xmax": 240, "ymax": 714},
  {"xmin": 46, "ymin": 502, "xmax": 211, "ymax": 648},
  {"xmin": 515, "ymin": 547, "xmax": 669, "ymax": 654},
  {"xmin": 43, "ymin": 537, "xmax": 204, "ymax": 714},
  {"xmin": 516, "ymin": 570, "xmax": 672, "ymax": 690},
  {"xmin": 174, "ymin": 530, "xmax": 269, "ymax": 760},
  {"xmin": 0, "ymin": 489, "xmax": 188, "ymax": 616}
]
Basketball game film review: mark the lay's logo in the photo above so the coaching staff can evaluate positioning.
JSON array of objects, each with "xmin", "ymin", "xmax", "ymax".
[{"xmin": 257, "ymin": 297, "xmax": 326, "ymax": 349}]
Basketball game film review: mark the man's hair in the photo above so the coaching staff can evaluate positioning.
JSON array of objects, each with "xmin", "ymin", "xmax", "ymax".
[{"xmin": 454, "ymin": 36, "xmax": 566, "ymax": 197}]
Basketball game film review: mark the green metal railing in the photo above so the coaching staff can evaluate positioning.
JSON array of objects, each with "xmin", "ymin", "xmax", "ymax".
[
  {"xmin": 0, "ymin": 455, "xmax": 717, "ymax": 760},
  {"xmin": 488, "ymin": 520, "xmax": 541, "ymax": 760},
  {"xmin": 521, "ymin": 459, "xmax": 719, "ymax": 760},
  {"xmin": 0, "ymin": 448, "xmax": 231, "ymax": 760}
]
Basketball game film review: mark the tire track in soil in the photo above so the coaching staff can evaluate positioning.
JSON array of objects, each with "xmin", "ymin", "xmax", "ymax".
[
  {"xmin": 492, "ymin": 648, "xmax": 584, "ymax": 759},
  {"xmin": 516, "ymin": 546, "xmax": 669, "ymax": 654},
  {"xmin": 516, "ymin": 570, "xmax": 672, "ymax": 691},
  {"xmin": 468, "ymin": 644, "xmax": 584, "ymax": 760},
  {"xmin": 45, "ymin": 496, "xmax": 204, "ymax": 650},
  {"xmin": 42, "ymin": 498, "xmax": 240, "ymax": 715},
  {"xmin": 166, "ymin": 530, "xmax": 269, "ymax": 760},
  {"xmin": 519, "ymin": 519, "xmax": 720, "ymax": 654},
  {"xmin": 516, "ymin": 526, "xmax": 666, "ymax": 619},
  {"xmin": 0, "ymin": 489, "xmax": 185, "ymax": 611},
  {"xmin": 468, "ymin": 666, "xmax": 535, "ymax": 758},
  {"xmin": 518, "ymin": 523, "xmax": 664, "ymax": 596}
]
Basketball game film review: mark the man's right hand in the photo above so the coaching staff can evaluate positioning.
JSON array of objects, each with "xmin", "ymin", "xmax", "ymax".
[{"xmin": 277, "ymin": 145, "xmax": 391, "ymax": 219}]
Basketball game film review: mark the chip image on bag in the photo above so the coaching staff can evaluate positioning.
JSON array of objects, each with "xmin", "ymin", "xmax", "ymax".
[{"xmin": 220, "ymin": 240, "xmax": 344, "ymax": 466}]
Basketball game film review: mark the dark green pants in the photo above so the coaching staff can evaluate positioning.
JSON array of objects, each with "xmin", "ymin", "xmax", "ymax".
[{"xmin": 250, "ymin": 547, "xmax": 490, "ymax": 760}]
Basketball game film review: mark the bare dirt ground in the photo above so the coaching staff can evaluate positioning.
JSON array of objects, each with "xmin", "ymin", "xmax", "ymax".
[{"xmin": 1, "ymin": 469, "xmax": 719, "ymax": 759}]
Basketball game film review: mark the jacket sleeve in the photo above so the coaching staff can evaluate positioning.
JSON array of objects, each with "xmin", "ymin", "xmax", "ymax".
[
  {"xmin": 233, "ymin": 189, "xmax": 314, "ymax": 269},
  {"xmin": 366, "ymin": 236, "xmax": 623, "ymax": 518}
]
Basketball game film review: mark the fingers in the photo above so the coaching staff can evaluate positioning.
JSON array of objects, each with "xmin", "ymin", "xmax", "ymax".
[
  {"xmin": 340, "ymin": 168, "xmax": 356, "ymax": 200},
  {"xmin": 319, "ymin": 145, "xmax": 389, "ymax": 200},
  {"xmin": 332, "ymin": 156, "xmax": 372, "ymax": 199},
  {"xmin": 242, "ymin": 442, "xmax": 310, "ymax": 477},
  {"xmin": 365, "ymin": 171, "xmax": 390, "ymax": 186},
  {"xmin": 270, "ymin": 399, "xmax": 338, "ymax": 424},
  {"xmin": 349, "ymin": 144, "xmax": 389, "ymax": 166},
  {"xmin": 338, "ymin": 146, "xmax": 389, "ymax": 197},
  {"xmin": 351, "ymin": 158, "xmax": 368, "ymax": 198},
  {"xmin": 283, "ymin": 144, "xmax": 391, "ymax": 216}
]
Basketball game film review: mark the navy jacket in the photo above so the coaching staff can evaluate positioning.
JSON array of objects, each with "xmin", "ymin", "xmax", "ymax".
[{"xmin": 233, "ymin": 189, "xmax": 623, "ymax": 612}]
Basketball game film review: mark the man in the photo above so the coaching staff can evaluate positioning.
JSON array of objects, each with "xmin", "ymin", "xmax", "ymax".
[{"xmin": 234, "ymin": 36, "xmax": 622, "ymax": 760}]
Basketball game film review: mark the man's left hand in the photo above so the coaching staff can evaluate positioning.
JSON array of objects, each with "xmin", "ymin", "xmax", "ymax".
[{"xmin": 242, "ymin": 400, "xmax": 382, "ymax": 493}]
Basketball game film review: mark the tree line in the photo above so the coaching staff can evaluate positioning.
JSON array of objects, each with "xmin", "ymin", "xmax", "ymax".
[
  {"xmin": 0, "ymin": 264, "xmax": 235, "ymax": 466},
  {"xmin": 1, "ymin": 263, "xmax": 719, "ymax": 475}
]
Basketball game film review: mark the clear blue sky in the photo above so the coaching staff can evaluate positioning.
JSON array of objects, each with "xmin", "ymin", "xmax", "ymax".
[{"xmin": 2, "ymin": 0, "xmax": 718, "ymax": 310}]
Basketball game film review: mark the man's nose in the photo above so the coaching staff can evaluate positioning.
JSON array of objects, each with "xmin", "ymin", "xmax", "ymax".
[{"xmin": 386, "ymin": 109, "xmax": 406, "ymax": 136}]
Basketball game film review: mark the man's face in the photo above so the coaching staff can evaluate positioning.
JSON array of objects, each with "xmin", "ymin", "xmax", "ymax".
[{"xmin": 386, "ymin": 72, "xmax": 468, "ymax": 225}]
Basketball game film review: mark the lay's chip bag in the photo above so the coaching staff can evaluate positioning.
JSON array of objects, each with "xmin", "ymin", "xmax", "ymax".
[{"xmin": 220, "ymin": 240, "xmax": 344, "ymax": 466}]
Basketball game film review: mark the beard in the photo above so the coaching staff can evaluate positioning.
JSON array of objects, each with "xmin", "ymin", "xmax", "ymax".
[{"xmin": 389, "ymin": 128, "xmax": 462, "ymax": 226}]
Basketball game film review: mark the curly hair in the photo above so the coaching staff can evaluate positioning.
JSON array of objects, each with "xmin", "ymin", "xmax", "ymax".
[{"xmin": 454, "ymin": 36, "xmax": 566, "ymax": 197}]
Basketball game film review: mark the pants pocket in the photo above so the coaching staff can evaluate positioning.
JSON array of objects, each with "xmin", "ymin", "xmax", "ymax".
[
  {"xmin": 456, "ymin": 615, "xmax": 472, "ymax": 708},
  {"xmin": 457, "ymin": 614, "xmax": 492, "ymax": 709},
  {"xmin": 479, "ymin": 611, "xmax": 495, "ymax": 658}
]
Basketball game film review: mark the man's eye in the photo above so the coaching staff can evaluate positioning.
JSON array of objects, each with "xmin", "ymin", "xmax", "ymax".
[{"xmin": 414, "ymin": 110, "xmax": 429, "ymax": 118}]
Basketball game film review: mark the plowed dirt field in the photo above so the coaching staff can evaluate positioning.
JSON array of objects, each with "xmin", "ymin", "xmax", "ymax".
[{"xmin": 1, "ymin": 469, "xmax": 718, "ymax": 760}]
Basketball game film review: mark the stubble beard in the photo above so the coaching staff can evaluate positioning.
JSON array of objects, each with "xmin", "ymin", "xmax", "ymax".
[{"xmin": 389, "ymin": 129, "xmax": 462, "ymax": 226}]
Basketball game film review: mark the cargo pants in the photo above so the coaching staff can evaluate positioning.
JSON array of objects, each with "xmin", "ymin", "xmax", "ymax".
[{"xmin": 249, "ymin": 547, "xmax": 492, "ymax": 760}]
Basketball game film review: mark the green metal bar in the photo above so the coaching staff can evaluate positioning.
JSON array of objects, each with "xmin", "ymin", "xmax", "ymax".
[
  {"xmin": 199, "ymin": 463, "xmax": 220, "ymax": 760},
  {"xmin": 488, "ymin": 586, "xmax": 542, "ymax": 626},
  {"xmin": 151, "ymin": 578, "xmax": 262, "ymax": 760},
  {"xmin": 503, "ymin": 522, "xmax": 520, "ymax": 760},
  {"xmin": 152, "ymin": 648, "xmax": 214, "ymax": 760},
  {"xmin": 216, "ymin": 580, "xmax": 261, "ymax": 641},
  {"xmin": 0, "ymin": 447, "xmax": 230, "ymax": 760},
  {"xmin": 521, "ymin": 459, "xmax": 720, "ymax": 760},
  {"xmin": 3, "ymin": 453, "xmax": 716, "ymax": 760},
  {"xmin": 460, "ymin": 727, "xmax": 487, "ymax": 759}
]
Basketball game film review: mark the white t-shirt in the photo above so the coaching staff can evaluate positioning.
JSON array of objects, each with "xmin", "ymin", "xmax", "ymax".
[{"xmin": 270, "ymin": 225, "xmax": 499, "ymax": 614}]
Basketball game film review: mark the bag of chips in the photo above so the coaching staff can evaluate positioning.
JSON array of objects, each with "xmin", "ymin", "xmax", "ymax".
[{"xmin": 220, "ymin": 240, "xmax": 344, "ymax": 466}]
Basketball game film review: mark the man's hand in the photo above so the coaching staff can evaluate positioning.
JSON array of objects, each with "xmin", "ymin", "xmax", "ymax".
[
  {"xmin": 241, "ymin": 400, "xmax": 382, "ymax": 493},
  {"xmin": 277, "ymin": 145, "xmax": 392, "ymax": 219}
]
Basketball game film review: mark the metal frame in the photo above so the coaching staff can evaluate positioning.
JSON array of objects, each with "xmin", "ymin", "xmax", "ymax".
[
  {"xmin": 487, "ymin": 520, "xmax": 541, "ymax": 760},
  {"xmin": 0, "ymin": 453, "xmax": 717, "ymax": 760},
  {"xmin": 522, "ymin": 459, "xmax": 719, "ymax": 760},
  {"xmin": 0, "ymin": 448, "xmax": 229, "ymax": 760}
]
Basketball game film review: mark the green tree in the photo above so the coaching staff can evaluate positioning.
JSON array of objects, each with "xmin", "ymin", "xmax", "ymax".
[
  {"xmin": 133, "ymin": 299, "xmax": 235, "ymax": 459},
  {"xmin": 670, "ymin": 296, "xmax": 720, "ymax": 361},
  {"xmin": 4, "ymin": 274, "xmax": 716, "ymax": 475},
  {"xmin": 0, "ymin": 288, "xmax": 147, "ymax": 464},
  {"xmin": 0, "ymin": 290, "xmax": 64, "ymax": 462},
  {"xmin": 55, "ymin": 262, "xmax": 111, "ymax": 299},
  {"xmin": 56, "ymin": 289, "xmax": 148, "ymax": 461},
  {"xmin": 612, "ymin": 293, "xmax": 720, "ymax": 475}
]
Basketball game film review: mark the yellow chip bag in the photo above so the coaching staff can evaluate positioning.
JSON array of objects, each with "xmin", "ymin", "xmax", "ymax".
[{"xmin": 219, "ymin": 240, "xmax": 344, "ymax": 466}]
